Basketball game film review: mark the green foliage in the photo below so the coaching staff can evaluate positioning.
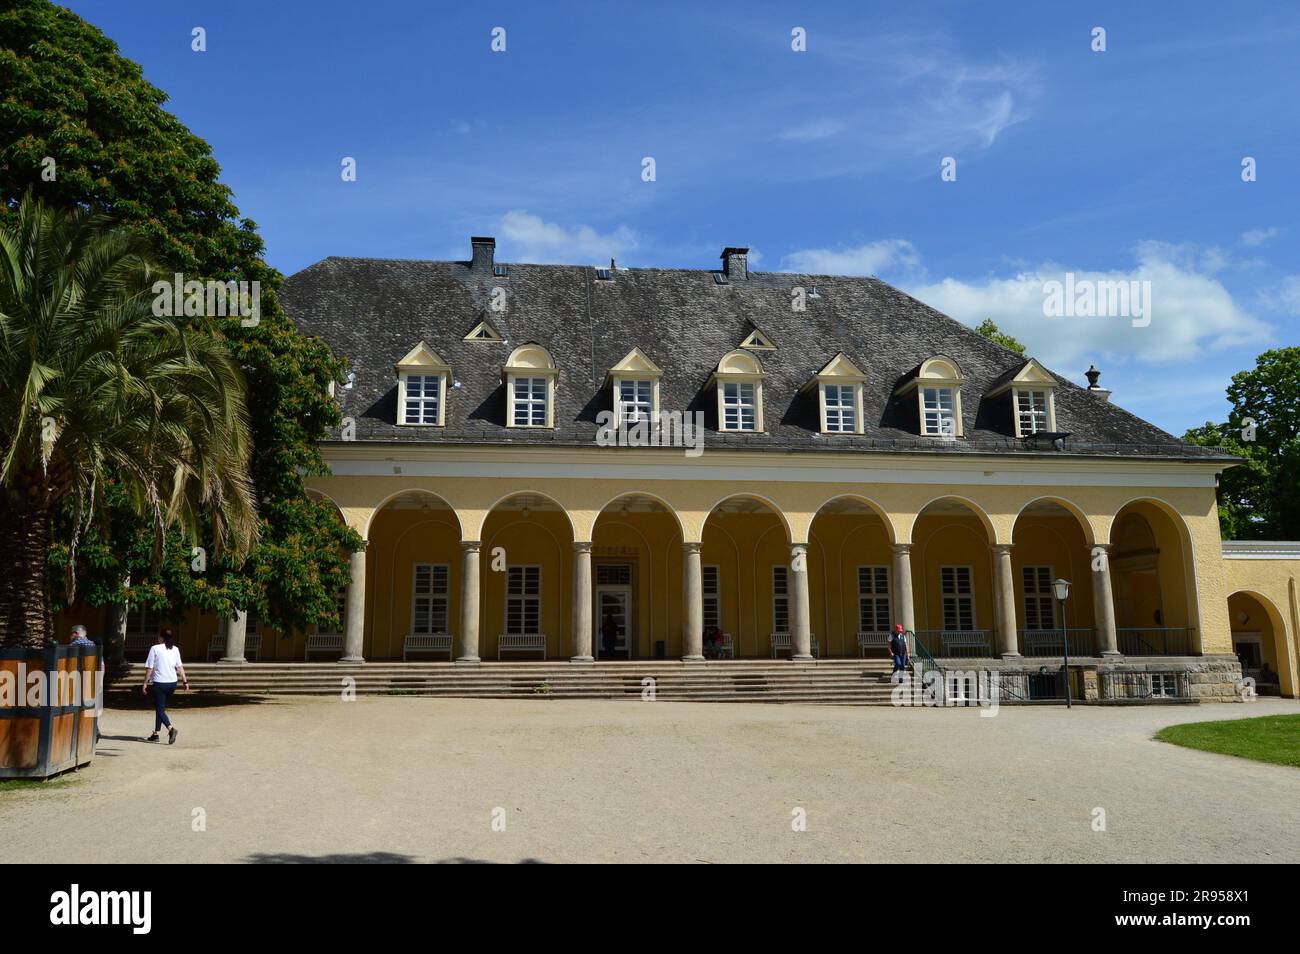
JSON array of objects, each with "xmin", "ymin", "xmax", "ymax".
[
  {"xmin": 975, "ymin": 318, "xmax": 1027, "ymax": 355},
  {"xmin": 0, "ymin": 196, "xmax": 256, "ymax": 644},
  {"xmin": 0, "ymin": 0, "xmax": 360, "ymax": 636},
  {"xmin": 1182, "ymin": 347, "xmax": 1300, "ymax": 540}
]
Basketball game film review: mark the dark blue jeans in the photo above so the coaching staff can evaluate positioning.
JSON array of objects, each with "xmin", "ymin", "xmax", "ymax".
[
  {"xmin": 892, "ymin": 653, "xmax": 908, "ymax": 671},
  {"xmin": 151, "ymin": 681, "xmax": 177, "ymax": 732}
]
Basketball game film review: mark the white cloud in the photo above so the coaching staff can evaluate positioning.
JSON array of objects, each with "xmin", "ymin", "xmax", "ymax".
[
  {"xmin": 497, "ymin": 211, "xmax": 638, "ymax": 264},
  {"xmin": 779, "ymin": 239, "xmax": 920, "ymax": 277},
  {"xmin": 1257, "ymin": 275, "xmax": 1300, "ymax": 316},
  {"xmin": 905, "ymin": 245, "xmax": 1271, "ymax": 366},
  {"xmin": 1241, "ymin": 226, "xmax": 1282, "ymax": 247}
]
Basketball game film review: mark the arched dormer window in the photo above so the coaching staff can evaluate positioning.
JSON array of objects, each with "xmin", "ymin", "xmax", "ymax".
[
  {"xmin": 711, "ymin": 350, "xmax": 766, "ymax": 432},
  {"xmin": 504, "ymin": 343, "xmax": 557, "ymax": 428},
  {"xmin": 396, "ymin": 342, "xmax": 451, "ymax": 426},
  {"xmin": 802, "ymin": 352, "xmax": 866, "ymax": 434},
  {"xmin": 895, "ymin": 356, "xmax": 965, "ymax": 438}
]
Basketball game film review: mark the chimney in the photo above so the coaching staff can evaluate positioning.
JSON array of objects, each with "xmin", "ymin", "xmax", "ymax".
[
  {"xmin": 720, "ymin": 246, "xmax": 749, "ymax": 280},
  {"xmin": 1085, "ymin": 364, "xmax": 1112, "ymax": 402},
  {"xmin": 470, "ymin": 236, "xmax": 495, "ymax": 270}
]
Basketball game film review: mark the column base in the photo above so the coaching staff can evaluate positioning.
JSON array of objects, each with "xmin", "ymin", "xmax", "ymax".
[
  {"xmin": 792, "ymin": 653, "xmax": 815, "ymax": 662},
  {"xmin": 570, "ymin": 655, "xmax": 594, "ymax": 664},
  {"xmin": 1000, "ymin": 652, "xmax": 1022, "ymax": 660},
  {"xmin": 338, "ymin": 656, "xmax": 365, "ymax": 665},
  {"xmin": 1101, "ymin": 650, "xmax": 1123, "ymax": 657},
  {"xmin": 455, "ymin": 656, "xmax": 481, "ymax": 666},
  {"xmin": 218, "ymin": 656, "xmax": 247, "ymax": 665},
  {"xmin": 682, "ymin": 654, "xmax": 705, "ymax": 662}
]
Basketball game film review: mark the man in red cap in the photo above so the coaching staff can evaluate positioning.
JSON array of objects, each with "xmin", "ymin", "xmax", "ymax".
[{"xmin": 889, "ymin": 623, "xmax": 911, "ymax": 675}]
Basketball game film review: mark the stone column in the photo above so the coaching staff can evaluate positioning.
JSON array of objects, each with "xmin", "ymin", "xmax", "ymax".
[
  {"xmin": 790, "ymin": 544, "xmax": 813, "ymax": 661},
  {"xmin": 1091, "ymin": 543, "xmax": 1121, "ymax": 656},
  {"xmin": 682, "ymin": 542, "xmax": 704, "ymax": 661},
  {"xmin": 220, "ymin": 610, "xmax": 248, "ymax": 664},
  {"xmin": 341, "ymin": 542, "xmax": 367, "ymax": 664},
  {"xmin": 457, "ymin": 541, "xmax": 481, "ymax": 665},
  {"xmin": 993, "ymin": 544, "xmax": 1020, "ymax": 657},
  {"xmin": 571, "ymin": 541, "xmax": 594, "ymax": 662},
  {"xmin": 892, "ymin": 544, "xmax": 916, "ymax": 654}
]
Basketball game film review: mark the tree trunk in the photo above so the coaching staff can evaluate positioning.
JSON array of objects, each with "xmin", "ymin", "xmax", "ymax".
[{"xmin": 0, "ymin": 482, "xmax": 56, "ymax": 647}]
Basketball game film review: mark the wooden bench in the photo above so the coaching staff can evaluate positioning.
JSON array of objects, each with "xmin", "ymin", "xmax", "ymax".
[
  {"xmin": 770, "ymin": 632, "xmax": 819, "ymax": 659},
  {"xmin": 207, "ymin": 632, "xmax": 263, "ymax": 661},
  {"xmin": 305, "ymin": 633, "xmax": 345, "ymax": 659},
  {"xmin": 857, "ymin": 631, "xmax": 891, "ymax": 657},
  {"xmin": 716, "ymin": 632, "xmax": 734, "ymax": 659},
  {"xmin": 124, "ymin": 633, "xmax": 155, "ymax": 658},
  {"xmin": 498, "ymin": 634, "xmax": 546, "ymax": 660},
  {"xmin": 939, "ymin": 630, "xmax": 990, "ymax": 656},
  {"xmin": 404, "ymin": 633, "xmax": 453, "ymax": 660}
]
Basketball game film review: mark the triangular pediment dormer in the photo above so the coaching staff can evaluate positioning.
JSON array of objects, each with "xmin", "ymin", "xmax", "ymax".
[
  {"xmin": 608, "ymin": 347, "xmax": 663, "ymax": 380},
  {"xmin": 739, "ymin": 326, "xmax": 777, "ymax": 351},
  {"xmin": 463, "ymin": 316, "xmax": 503, "ymax": 342},
  {"xmin": 395, "ymin": 341, "xmax": 451, "ymax": 373},
  {"xmin": 986, "ymin": 358, "xmax": 1057, "ymax": 397}
]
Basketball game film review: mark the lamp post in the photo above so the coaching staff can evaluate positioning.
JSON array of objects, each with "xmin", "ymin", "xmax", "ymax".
[{"xmin": 1053, "ymin": 578, "xmax": 1072, "ymax": 709}]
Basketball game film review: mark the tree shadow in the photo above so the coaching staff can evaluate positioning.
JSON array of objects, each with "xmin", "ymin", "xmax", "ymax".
[
  {"xmin": 244, "ymin": 852, "xmax": 547, "ymax": 864},
  {"xmin": 103, "ymin": 692, "xmax": 274, "ymax": 711}
]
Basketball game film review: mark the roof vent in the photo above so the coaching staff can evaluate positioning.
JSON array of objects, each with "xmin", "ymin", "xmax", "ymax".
[
  {"xmin": 1085, "ymin": 364, "xmax": 1112, "ymax": 402},
  {"xmin": 720, "ymin": 246, "xmax": 749, "ymax": 280},
  {"xmin": 493, "ymin": 263, "xmax": 509, "ymax": 277},
  {"xmin": 470, "ymin": 236, "xmax": 495, "ymax": 270},
  {"xmin": 713, "ymin": 272, "xmax": 729, "ymax": 285},
  {"xmin": 594, "ymin": 267, "xmax": 612, "ymax": 281}
]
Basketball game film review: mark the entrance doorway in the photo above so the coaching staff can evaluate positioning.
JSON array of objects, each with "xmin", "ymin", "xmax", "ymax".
[{"xmin": 594, "ymin": 563, "xmax": 633, "ymax": 659}]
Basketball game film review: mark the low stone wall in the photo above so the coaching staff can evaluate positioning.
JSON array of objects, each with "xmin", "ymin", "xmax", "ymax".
[{"xmin": 927, "ymin": 653, "xmax": 1246, "ymax": 704}]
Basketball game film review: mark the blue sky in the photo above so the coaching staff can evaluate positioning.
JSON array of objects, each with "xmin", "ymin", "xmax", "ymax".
[{"xmin": 64, "ymin": 0, "xmax": 1299, "ymax": 435}]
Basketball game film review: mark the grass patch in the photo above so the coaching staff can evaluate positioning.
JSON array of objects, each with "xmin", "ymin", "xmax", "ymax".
[
  {"xmin": 0, "ymin": 776, "xmax": 80, "ymax": 793},
  {"xmin": 1156, "ymin": 714, "xmax": 1300, "ymax": 768}
]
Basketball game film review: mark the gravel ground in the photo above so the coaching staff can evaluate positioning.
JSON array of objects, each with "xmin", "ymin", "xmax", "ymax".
[{"xmin": 2, "ymin": 696, "xmax": 1298, "ymax": 863}]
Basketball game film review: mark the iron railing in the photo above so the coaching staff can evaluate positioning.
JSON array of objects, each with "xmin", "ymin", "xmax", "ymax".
[
  {"xmin": 1020, "ymin": 628, "xmax": 1096, "ymax": 657},
  {"xmin": 1117, "ymin": 627, "xmax": 1195, "ymax": 656},
  {"xmin": 1099, "ymin": 669, "xmax": 1190, "ymax": 700}
]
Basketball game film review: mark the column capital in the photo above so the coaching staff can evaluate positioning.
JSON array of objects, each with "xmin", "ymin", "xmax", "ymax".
[
  {"xmin": 460, "ymin": 539, "xmax": 482, "ymax": 552},
  {"xmin": 990, "ymin": 543, "xmax": 1014, "ymax": 555},
  {"xmin": 891, "ymin": 542, "xmax": 912, "ymax": 554},
  {"xmin": 1088, "ymin": 541, "xmax": 1113, "ymax": 552},
  {"xmin": 682, "ymin": 541, "xmax": 703, "ymax": 554},
  {"xmin": 790, "ymin": 542, "xmax": 808, "ymax": 554},
  {"xmin": 573, "ymin": 540, "xmax": 593, "ymax": 554}
]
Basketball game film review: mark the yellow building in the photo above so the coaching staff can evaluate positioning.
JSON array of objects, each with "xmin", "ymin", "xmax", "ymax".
[{"xmin": 123, "ymin": 240, "xmax": 1300, "ymax": 702}]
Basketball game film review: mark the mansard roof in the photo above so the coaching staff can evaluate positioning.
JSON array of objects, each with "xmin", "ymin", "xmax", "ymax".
[{"xmin": 278, "ymin": 251, "xmax": 1232, "ymax": 460}]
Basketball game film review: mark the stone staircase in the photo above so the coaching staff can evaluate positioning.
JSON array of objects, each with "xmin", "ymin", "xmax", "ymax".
[{"xmin": 113, "ymin": 659, "xmax": 902, "ymax": 705}]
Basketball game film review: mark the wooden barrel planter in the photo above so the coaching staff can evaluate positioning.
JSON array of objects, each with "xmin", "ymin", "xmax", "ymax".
[{"xmin": 0, "ymin": 643, "xmax": 100, "ymax": 779}]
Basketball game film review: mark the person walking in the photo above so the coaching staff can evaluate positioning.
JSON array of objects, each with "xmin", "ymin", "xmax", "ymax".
[
  {"xmin": 142, "ymin": 628, "xmax": 188, "ymax": 744},
  {"xmin": 889, "ymin": 623, "xmax": 911, "ymax": 675}
]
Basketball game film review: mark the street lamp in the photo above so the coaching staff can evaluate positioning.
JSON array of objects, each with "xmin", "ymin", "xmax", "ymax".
[{"xmin": 1053, "ymin": 578, "xmax": 1072, "ymax": 709}]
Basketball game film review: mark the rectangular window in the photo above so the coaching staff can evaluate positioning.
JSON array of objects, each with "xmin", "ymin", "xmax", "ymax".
[
  {"xmin": 412, "ymin": 563, "xmax": 450, "ymax": 635},
  {"xmin": 1022, "ymin": 566, "xmax": 1056, "ymax": 630},
  {"xmin": 702, "ymin": 565, "xmax": 720, "ymax": 631},
  {"xmin": 1017, "ymin": 389, "xmax": 1049, "ymax": 435},
  {"xmin": 618, "ymin": 379, "xmax": 653, "ymax": 425},
  {"xmin": 125, "ymin": 605, "xmax": 157, "ymax": 635},
  {"xmin": 922, "ymin": 387, "xmax": 956, "ymax": 436},
  {"xmin": 941, "ymin": 566, "xmax": 975, "ymax": 630},
  {"xmin": 857, "ymin": 566, "xmax": 891, "ymax": 632},
  {"xmin": 506, "ymin": 565, "xmax": 542, "ymax": 634},
  {"xmin": 1151, "ymin": 673, "xmax": 1177, "ymax": 698},
  {"xmin": 512, "ymin": 377, "xmax": 548, "ymax": 427},
  {"xmin": 722, "ymin": 381, "xmax": 757, "ymax": 431},
  {"xmin": 403, "ymin": 374, "xmax": 441, "ymax": 425},
  {"xmin": 823, "ymin": 384, "xmax": 856, "ymax": 433},
  {"xmin": 772, "ymin": 565, "xmax": 790, "ymax": 633}
]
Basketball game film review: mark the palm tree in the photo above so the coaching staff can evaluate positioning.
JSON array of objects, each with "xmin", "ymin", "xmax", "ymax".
[{"xmin": 0, "ymin": 195, "xmax": 258, "ymax": 646}]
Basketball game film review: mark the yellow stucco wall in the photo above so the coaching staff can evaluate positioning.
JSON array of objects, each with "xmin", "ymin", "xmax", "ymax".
[{"xmin": 1222, "ymin": 557, "xmax": 1300, "ymax": 698}]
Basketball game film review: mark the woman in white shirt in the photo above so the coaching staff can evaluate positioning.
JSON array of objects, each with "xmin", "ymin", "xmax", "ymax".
[{"xmin": 142, "ymin": 628, "xmax": 188, "ymax": 744}]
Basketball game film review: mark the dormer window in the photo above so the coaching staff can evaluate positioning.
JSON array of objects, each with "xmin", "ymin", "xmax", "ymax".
[
  {"xmin": 504, "ymin": 343, "xmax": 557, "ymax": 428},
  {"xmin": 803, "ymin": 352, "xmax": 866, "ymax": 435},
  {"xmin": 607, "ymin": 348, "xmax": 663, "ymax": 427},
  {"xmin": 896, "ymin": 356, "xmax": 965, "ymax": 438},
  {"xmin": 712, "ymin": 350, "xmax": 766, "ymax": 432},
  {"xmin": 986, "ymin": 359, "xmax": 1058, "ymax": 438},
  {"xmin": 395, "ymin": 342, "xmax": 451, "ymax": 427}
]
